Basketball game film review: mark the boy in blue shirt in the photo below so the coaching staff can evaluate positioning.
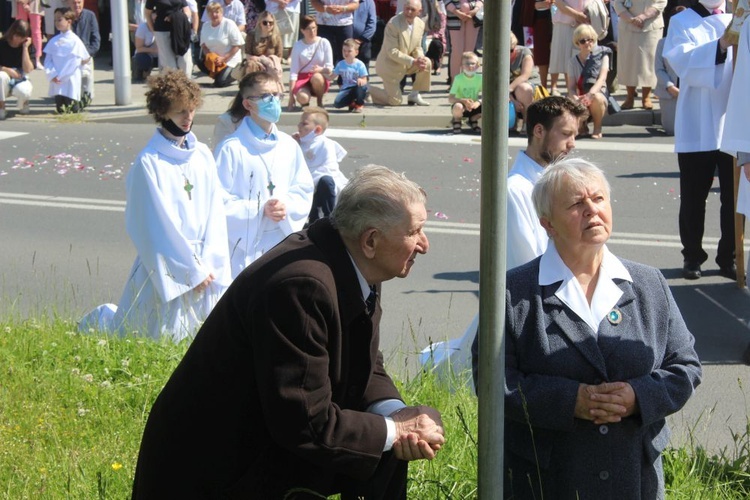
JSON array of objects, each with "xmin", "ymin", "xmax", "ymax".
[{"xmin": 331, "ymin": 38, "xmax": 368, "ymax": 113}]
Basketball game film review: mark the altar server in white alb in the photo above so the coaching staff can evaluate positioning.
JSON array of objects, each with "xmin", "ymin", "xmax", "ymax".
[
  {"xmin": 79, "ymin": 70, "xmax": 231, "ymax": 341},
  {"xmin": 44, "ymin": 7, "xmax": 89, "ymax": 113},
  {"xmin": 722, "ymin": 15, "xmax": 750, "ymax": 271},
  {"xmin": 420, "ymin": 96, "xmax": 587, "ymax": 378},
  {"xmin": 294, "ymin": 106, "xmax": 348, "ymax": 224},
  {"xmin": 663, "ymin": 0, "xmax": 736, "ymax": 281},
  {"xmin": 215, "ymin": 71, "xmax": 314, "ymax": 278}
]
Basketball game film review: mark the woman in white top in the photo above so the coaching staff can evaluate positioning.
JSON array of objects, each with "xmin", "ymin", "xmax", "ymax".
[
  {"xmin": 199, "ymin": 2, "xmax": 243, "ymax": 87},
  {"xmin": 288, "ymin": 15, "xmax": 333, "ymax": 109}
]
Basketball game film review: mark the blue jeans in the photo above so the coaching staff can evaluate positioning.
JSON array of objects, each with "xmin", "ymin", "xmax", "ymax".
[{"xmin": 334, "ymin": 84, "xmax": 367, "ymax": 108}]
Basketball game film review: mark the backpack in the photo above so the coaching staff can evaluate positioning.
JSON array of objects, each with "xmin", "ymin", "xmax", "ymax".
[
  {"xmin": 586, "ymin": 0, "xmax": 609, "ymax": 41},
  {"xmin": 169, "ymin": 8, "xmax": 192, "ymax": 57}
]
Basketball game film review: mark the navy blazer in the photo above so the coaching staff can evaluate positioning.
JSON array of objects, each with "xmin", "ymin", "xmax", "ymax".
[{"xmin": 481, "ymin": 256, "xmax": 702, "ymax": 500}]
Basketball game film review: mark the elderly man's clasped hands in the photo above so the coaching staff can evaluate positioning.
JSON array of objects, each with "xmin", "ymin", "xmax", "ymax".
[
  {"xmin": 575, "ymin": 381, "xmax": 638, "ymax": 424},
  {"xmin": 391, "ymin": 405, "xmax": 446, "ymax": 461}
]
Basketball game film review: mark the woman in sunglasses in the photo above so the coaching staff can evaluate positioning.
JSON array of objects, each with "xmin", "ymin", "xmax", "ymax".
[
  {"xmin": 242, "ymin": 11, "xmax": 284, "ymax": 80},
  {"xmin": 566, "ymin": 23, "xmax": 611, "ymax": 139}
]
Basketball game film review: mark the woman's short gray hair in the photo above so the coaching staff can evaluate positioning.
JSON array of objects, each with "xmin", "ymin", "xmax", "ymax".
[
  {"xmin": 532, "ymin": 157, "xmax": 611, "ymax": 220},
  {"xmin": 331, "ymin": 165, "xmax": 427, "ymax": 240}
]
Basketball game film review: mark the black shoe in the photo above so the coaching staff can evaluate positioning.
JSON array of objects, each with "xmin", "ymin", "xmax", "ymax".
[
  {"xmin": 683, "ymin": 262, "xmax": 701, "ymax": 280},
  {"xmin": 718, "ymin": 263, "xmax": 738, "ymax": 280}
]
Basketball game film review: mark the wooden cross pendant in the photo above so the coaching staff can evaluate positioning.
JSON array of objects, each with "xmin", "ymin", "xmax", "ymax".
[{"xmin": 267, "ymin": 180, "xmax": 275, "ymax": 197}]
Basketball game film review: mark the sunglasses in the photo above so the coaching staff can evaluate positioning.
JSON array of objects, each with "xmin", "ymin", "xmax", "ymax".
[
  {"xmin": 577, "ymin": 38, "xmax": 594, "ymax": 45},
  {"xmin": 262, "ymin": 20, "xmax": 274, "ymax": 26},
  {"xmin": 244, "ymin": 92, "xmax": 284, "ymax": 103}
]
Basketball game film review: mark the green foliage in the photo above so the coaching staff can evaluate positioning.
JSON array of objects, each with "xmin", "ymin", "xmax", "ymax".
[
  {"xmin": 0, "ymin": 319, "xmax": 748, "ymax": 499},
  {"xmin": 0, "ymin": 319, "xmax": 186, "ymax": 498},
  {"xmin": 54, "ymin": 102, "xmax": 87, "ymax": 123}
]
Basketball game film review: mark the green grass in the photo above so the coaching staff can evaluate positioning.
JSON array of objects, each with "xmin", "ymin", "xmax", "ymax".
[{"xmin": 0, "ymin": 319, "xmax": 748, "ymax": 499}]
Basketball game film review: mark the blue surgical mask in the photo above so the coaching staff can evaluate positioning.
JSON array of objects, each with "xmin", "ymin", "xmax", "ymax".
[{"xmin": 257, "ymin": 96, "xmax": 281, "ymax": 123}]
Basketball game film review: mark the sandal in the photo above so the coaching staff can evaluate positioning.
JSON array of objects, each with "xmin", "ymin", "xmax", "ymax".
[
  {"xmin": 469, "ymin": 119, "xmax": 482, "ymax": 135},
  {"xmin": 452, "ymin": 119, "xmax": 462, "ymax": 135}
]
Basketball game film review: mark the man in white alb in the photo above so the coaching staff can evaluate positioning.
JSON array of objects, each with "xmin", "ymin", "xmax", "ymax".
[{"xmin": 423, "ymin": 95, "xmax": 586, "ymax": 376}]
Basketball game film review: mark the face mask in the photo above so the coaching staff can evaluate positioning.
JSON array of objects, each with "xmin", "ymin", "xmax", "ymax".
[
  {"xmin": 699, "ymin": 0, "xmax": 724, "ymax": 10},
  {"xmin": 299, "ymin": 130, "xmax": 317, "ymax": 145},
  {"xmin": 463, "ymin": 70, "xmax": 476, "ymax": 77},
  {"xmin": 161, "ymin": 118, "xmax": 191, "ymax": 137},
  {"xmin": 257, "ymin": 96, "xmax": 282, "ymax": 123}
]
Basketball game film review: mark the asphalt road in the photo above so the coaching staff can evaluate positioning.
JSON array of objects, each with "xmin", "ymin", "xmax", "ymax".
[{"xmin": 1, "ymin": 121, "xmax": 749, "ymax": 453}]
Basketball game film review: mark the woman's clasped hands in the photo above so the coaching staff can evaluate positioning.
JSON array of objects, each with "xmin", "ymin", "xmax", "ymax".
[{"xmin": 575, "ymin": 381, "xmax": 638, "ymax": 424}]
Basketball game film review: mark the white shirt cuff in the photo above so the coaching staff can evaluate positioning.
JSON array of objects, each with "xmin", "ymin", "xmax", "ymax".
[
  {"xmin": 383, "ymin": 416, "xmax": 397, "ymax": 451},
  {"xmin": 367, "ymin": 399, "xmax": 407, "ymax": 451}
]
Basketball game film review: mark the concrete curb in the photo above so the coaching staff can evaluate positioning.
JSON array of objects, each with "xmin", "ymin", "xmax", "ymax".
[{"xmin": 7, "ymin": 54, "xmax": 663, "ymax": 131}]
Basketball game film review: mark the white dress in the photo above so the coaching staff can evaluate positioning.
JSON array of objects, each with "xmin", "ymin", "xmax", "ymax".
[
  {"xmin": 421, "ymin": 151, "xmax": 548, "ymax": 380},
  {"xmin": 80, "ymin": 130, "xmax": 232, "ymax": 341},
  {"xmin": 215, "ymin": 117, "xmax": 314, "ymax": 278},
  {"xmin": 43, "ymin": 30, "xmax": 89, "ymax": 101}
]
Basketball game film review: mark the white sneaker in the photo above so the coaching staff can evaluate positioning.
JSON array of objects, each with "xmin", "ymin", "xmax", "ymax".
[
  {"xmin": 19, "ymin": 101, "xmax": 30, "ymax": 115},
  {"xmin": 0, "ymin": 109, "xmax": 6, "ymax": 120}
]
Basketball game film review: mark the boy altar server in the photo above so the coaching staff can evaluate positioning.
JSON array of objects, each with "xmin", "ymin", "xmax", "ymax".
[
  {"xmin": 294, "ymin": 106, "xmax": 348, "ymax": 223},
  {"xmin": 79, "ymin": 71, "xmax": 231, "ymax": 341},
  {"xmin": 215, "ymin": 71, "xmax": 314, "ymax": 278}
]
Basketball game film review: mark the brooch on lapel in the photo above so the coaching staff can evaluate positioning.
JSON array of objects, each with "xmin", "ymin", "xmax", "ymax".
[{"xmin": 607, "ymin": 308, "xmax": 623, "ymax": 325}]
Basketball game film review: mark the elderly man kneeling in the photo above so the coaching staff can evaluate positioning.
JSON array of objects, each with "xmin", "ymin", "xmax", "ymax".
[{"xmin": 368, "ymin": 0, "xmax": 432, "ymax": 106}]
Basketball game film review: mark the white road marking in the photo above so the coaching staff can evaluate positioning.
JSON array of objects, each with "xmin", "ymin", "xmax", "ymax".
[
  {"xmin": 2, "ymin": 192, "xmax": 734, "ymax": 250},
  {"xmin": 326, "ymin": 128, "xmax": 676, "ymax": 153},
  {"xmin": 0, "ymin": 131, "xmax": 28, "ymax": 141}
]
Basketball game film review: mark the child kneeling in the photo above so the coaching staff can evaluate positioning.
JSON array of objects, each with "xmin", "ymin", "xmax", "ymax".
[
  {"xmin": 331, "ymin": 39, "xmax": 368, "ymax": 113},
  {"xmin": 294, "ymin": 106, "xmax": 348, "ymax": 223}
]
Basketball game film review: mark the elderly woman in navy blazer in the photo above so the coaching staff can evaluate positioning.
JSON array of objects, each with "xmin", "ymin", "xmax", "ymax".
[{"xmin": 475, "ymin": 158, "xmax": 702, "ymax": 499}]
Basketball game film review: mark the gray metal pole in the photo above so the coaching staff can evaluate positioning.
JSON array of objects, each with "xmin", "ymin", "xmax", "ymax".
[
  {"xmin": 111, "ymin": 0, "xmax": 132, "ymax": 105},
  {"xmin": 476, "ymin": 0, "xmax": 511, "ymax": 498}
]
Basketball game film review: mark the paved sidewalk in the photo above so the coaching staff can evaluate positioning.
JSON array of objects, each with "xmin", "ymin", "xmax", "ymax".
[{"xmin": 9, "ymin": 53, "xmax": 662, "ymax": 130}]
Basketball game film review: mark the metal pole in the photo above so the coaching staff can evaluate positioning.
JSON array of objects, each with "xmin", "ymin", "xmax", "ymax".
[
  {"xmin": 111, "ymin": 0, "xmax": 132, "ymax": 105},
  {"xmin": 476, "ymin": 0, "xmax": 510, "ymax": 498}
]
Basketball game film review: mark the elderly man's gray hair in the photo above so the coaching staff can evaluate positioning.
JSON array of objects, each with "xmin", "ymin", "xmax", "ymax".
[
  {"xmin": 331, "ymin": 165, "xmax": 427, "ymax": 240},
  {"xmin": 532, "ymin": 157, "xmax": 611, "ymax": 220}
]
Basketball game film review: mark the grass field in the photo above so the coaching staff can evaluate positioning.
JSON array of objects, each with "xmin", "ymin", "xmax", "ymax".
[{"xmin": 1, "ymin": 319, "xmax": 748, "ymax": 499}]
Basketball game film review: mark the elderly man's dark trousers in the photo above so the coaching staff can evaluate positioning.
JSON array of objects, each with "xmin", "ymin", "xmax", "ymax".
[
  {"xmin": 678, "ymin": 150, "xmax": 736, "ymax": 268},
  {"xmin": 283, "ymin": 451, "xmax": 407, "ymax": 500}
]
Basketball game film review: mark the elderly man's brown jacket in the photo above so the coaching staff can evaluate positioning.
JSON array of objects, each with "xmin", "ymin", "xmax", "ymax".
[{"xmin": 132, "ymin": 218, "xmax": 402, "ymax": 498}]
